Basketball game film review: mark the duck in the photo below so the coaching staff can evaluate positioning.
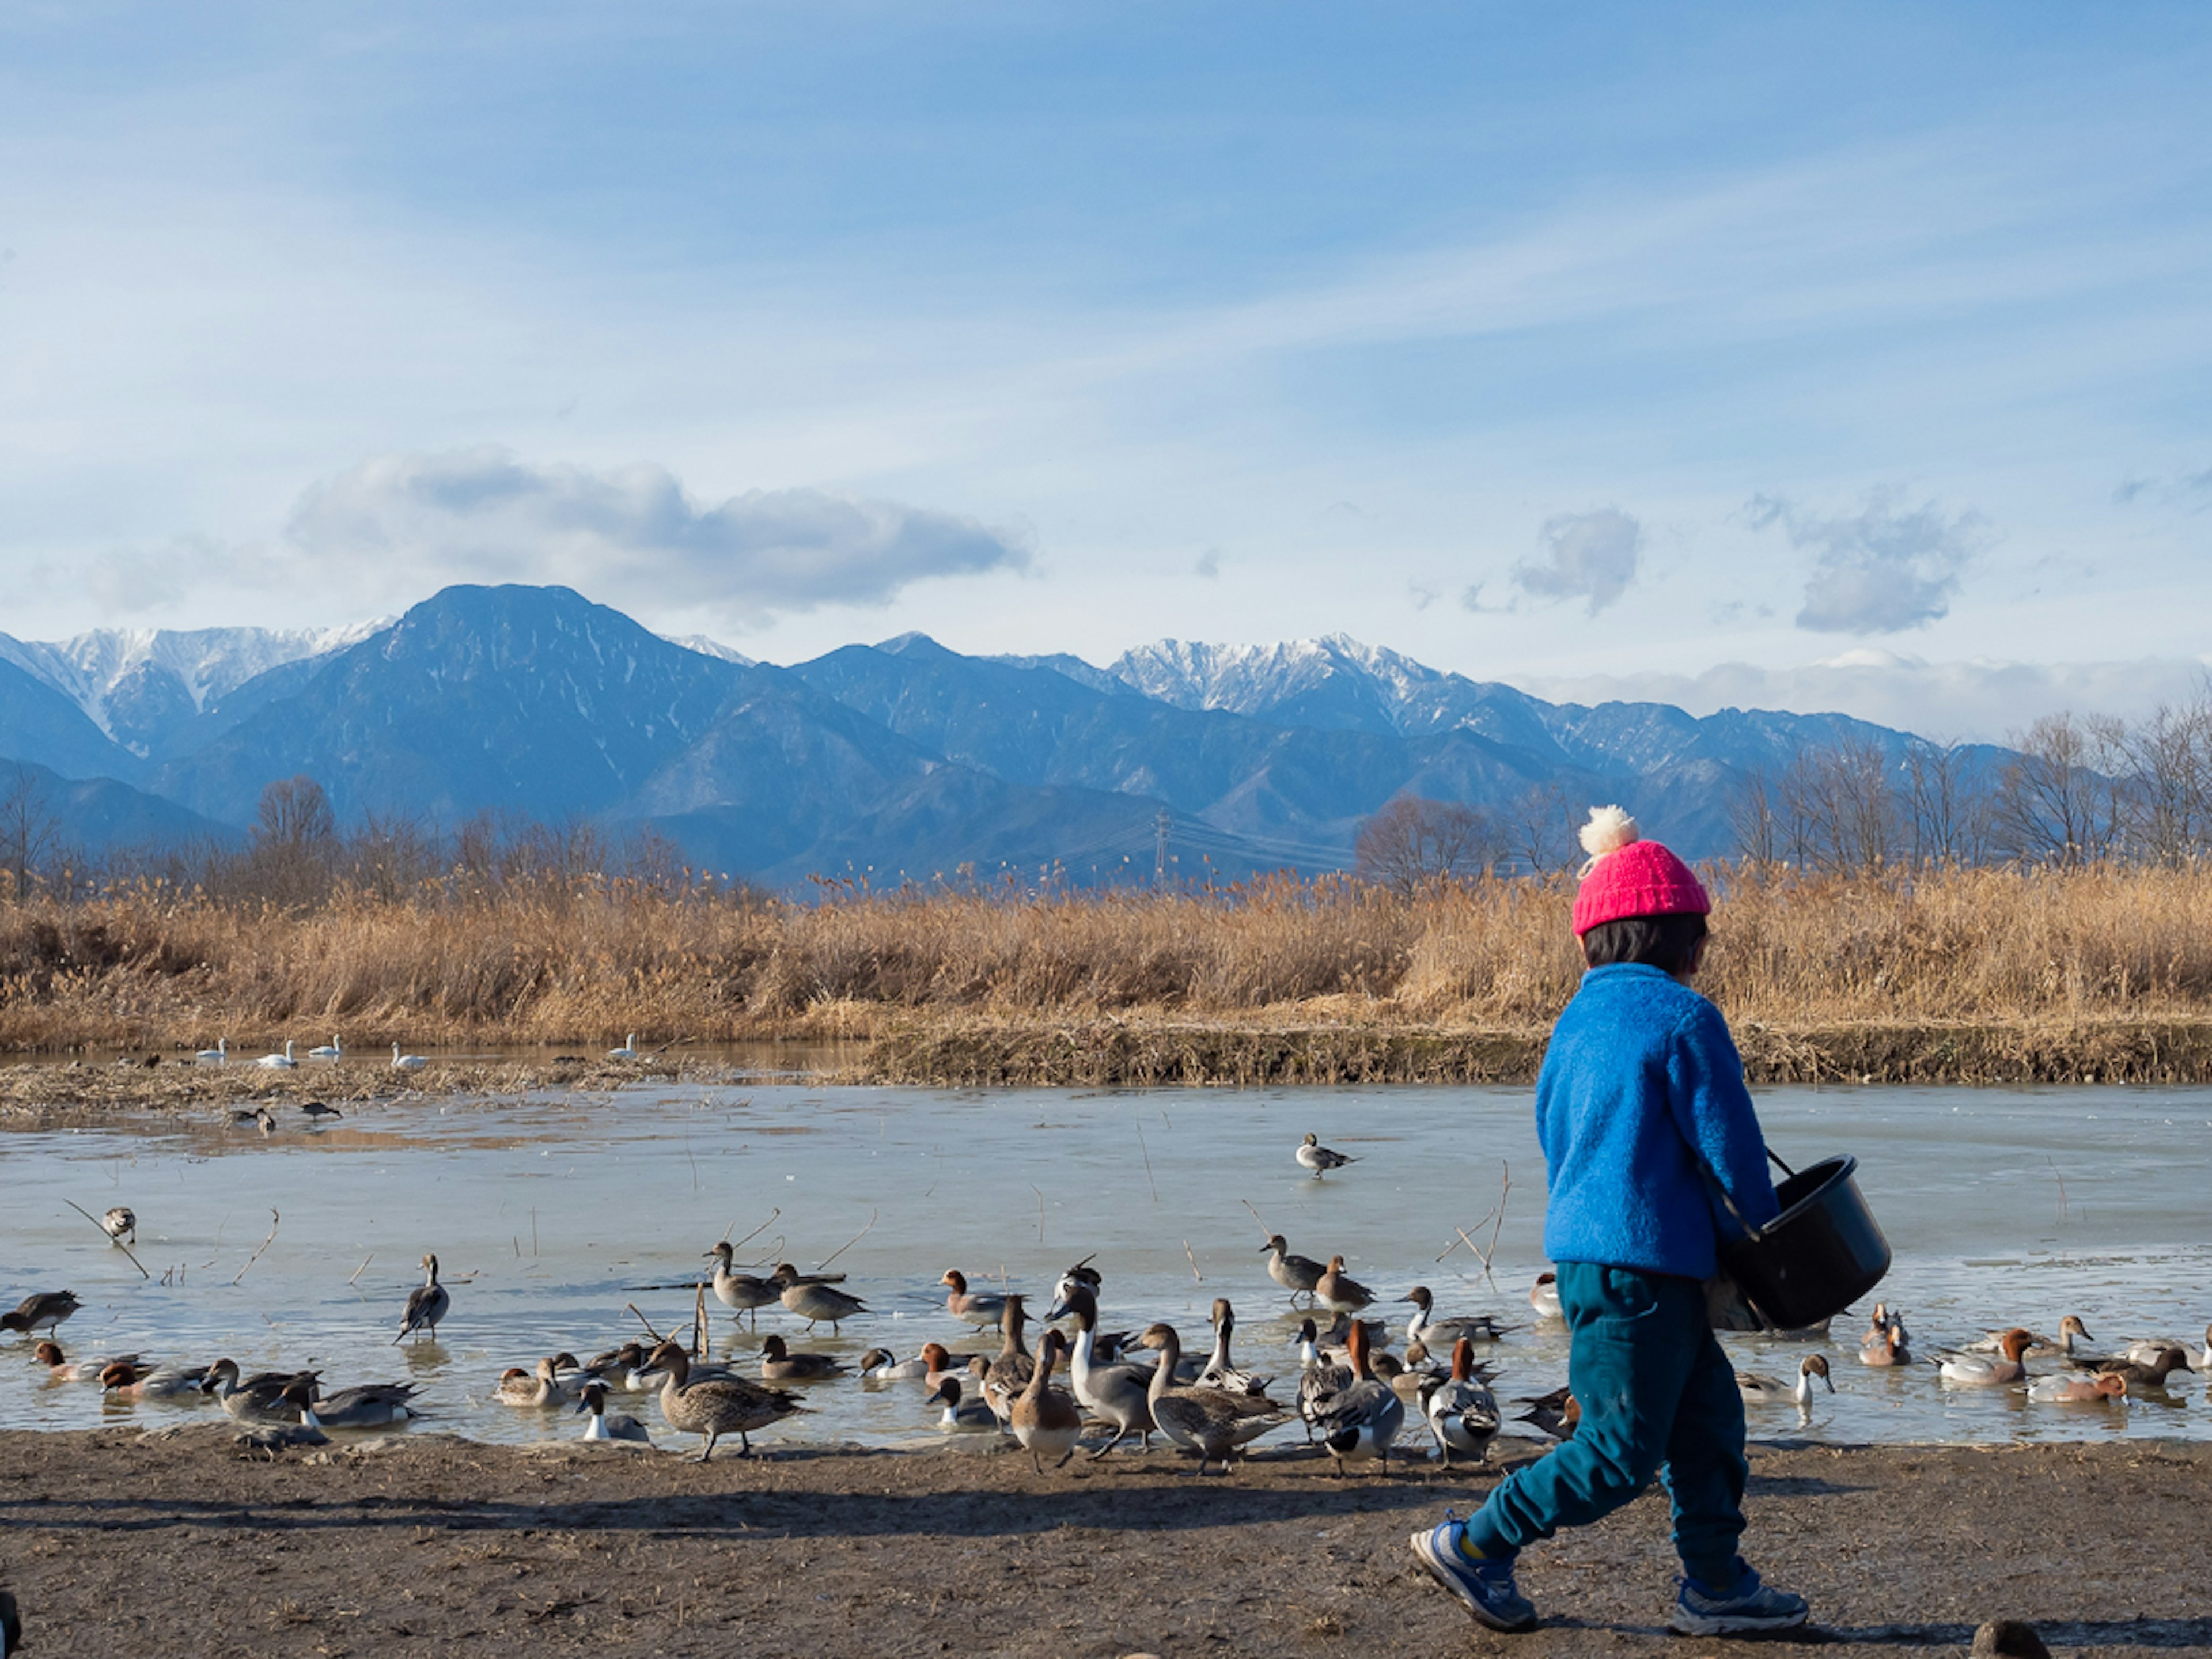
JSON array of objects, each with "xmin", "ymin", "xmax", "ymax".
[
  {"xmin": 2027, "ymin": 1372, "xmax": 2128, "ymax": 1404},
  {"xmin": 1737, "ymin": 1354, "xmax": 1834, "ymax": 1407},
  {"xmin": 229, "ymin": 1105, "xmax": 275, "ymax": 1131},
  {"xmin": 918, "ymin": 1343, "xmax": 967, "ymax": 1391},
  {"xmin": 255, "ymin": 1040, "xmax": 297, "ymax": 1070},
  {"xmin": 1259, "ymin": 1234, "xmax": 1325, "ymax": 1304},
  {"xmin": 1309, "ymin": 1320, "xmax": 1404, "ymax": 1476},
  {"xmin": 923, "ymin": 1374, "xmax": 1002, "ymax": 1434},
  {"xmin": 759, "ymin": 1334, "xmax": 847, "ymax": 1382},
  {"xmin": 941, "ymin": 1269, "xmax": 1013, "ymax": 1331},
  {"xmin": 195, "ymin": 1038, "xmax": 228, "ymax": 1065},
  {"xmin": 979, "ymin": 1294, "xmax": 1037, "ymax": 1410},
  {"xmin": 200, "ymin": 1360, "xmax": 320, "ymax": 1422},
  {"xmin": 1, "ymin": 1291, "xmax": 81, "ymax": 1339},
  {"xmin": 1139, "ymin": 1322, "xmax": 1287, "ymax": 1475},
  {"xmin": 578, "ymin": 1342, "xmax": 654, "ymax": 1391},
  {"xmin": 2069, "ymin": 1346, "xmax": 2194, "ymax": 1389},
  {"xmin": 1195, "ymin": 1298, "xmax": 1271, "ymax": 1396},
  {"xmin": 1291, "ymin": 1319, "xmax": 1349, "ymax": 1441},
  {"xmin": 1313, "ymin": 1255, "xmax": 1375, "ymax": 1316},
  {"xmin": 393, "ymin": 1253, "xmax": 450, "ymax": 1344},
  {"xmin": 298, "ymin": 1100, "xmax": 342, "ymax": 1122},
  {"xmin": 1966, "ymin": 1315, "xmax": 2092, "ymax": 1359},
  {"xmin": 493, "ymin": 1356, "xmax": 568, "ymax": 1407},
  {"xmin": 392, "ymin": 1043, "xmax": 429, "ymax": 1071},
  {"xmin": 1421, "ymin": 1338, "xmax": 1502, "ymax": 1468},
  {"xmin": 1515, "ymin": 1384, "xmax": 1581, "ymax": 1441},
  {"xmin": 1529, "ymin": 1271, "xmax": 1563, "ymax": 1323},
  {"xmin": 1936, "ymin": 1328, "xmax": 2033, "ymax": 1387},
  {"xmin": 772, "ymin": 1263, "xmax": 868, "ymax": 1332},
  {"xmin": 1296, "ymin": 1132, "xmax": 1358, "ymax": 1179},
  {"xmin": 703, "ymin": 1241, "xmax": 781, "ymax": 1327},
  {"xmin": 2118, "ymin": 1324, "xmax": 2212, "ymax": 1370},
  {"xmin": 1009, "ymin": 1328, "xmax": 1086, "ymax": 1469},
  {"xmin": 1315, "ymin": 1309, "xmax": 1391, "ymax": 1351},
  {"xmin": 33, "ymin": 1341, "xmax": 141, "ymax": 1382},
  {"xmin": 607, "ymin": 1034, "xmax": 639, "ymax": 1060},
  {"xmin": 1400, "ymin": 1286, "xmax": 1513, "ymax": 1349},
  {"xmin": 857, "ymin": 1348, "xmax": 931, "ymax": 1382},
  {"xmin": 1043, "ymin": 1281, "xmax": 1154, "ymax": 1455},
  {"xmin": 645, "ymin": 1340, "xmax": 802, "ymax": 1460},
  {"xmin": 305, "ymin": 1381, "xmax": 422, "ymax": 1429},
  {"xmin": 308, "ymin": 1036, "xmax": 342, "ymax": 1060},
  {"xmin": 100, "ymin": 1206, "xmax": 137, "ymax": 1245},
  {"xmin": 1859, "ymin": 1312, "xmax": 1911, "ymax": 1367},
  {"xmin": 99, "ymin": 1359, "xmax": 212, "ymax": 1400},
  {"xmin": 1368, "ymin": 1349, "xmax": 1436, "ymax": 1407},
  {"xmin": 577, "ymin": 1380, "xmax": 652, "ymax": 1442}
]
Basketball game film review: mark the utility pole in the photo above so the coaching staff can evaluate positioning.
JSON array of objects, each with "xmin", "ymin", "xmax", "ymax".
[{"xmin": 1154, "ymin": 809, "xmax": 1172, "ymax": 888}]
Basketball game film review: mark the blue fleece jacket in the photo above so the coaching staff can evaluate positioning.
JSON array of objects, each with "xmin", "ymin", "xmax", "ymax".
[{"xmin": 1536, "ymin": 963, "xmax": 1781, "ymax": 1281}]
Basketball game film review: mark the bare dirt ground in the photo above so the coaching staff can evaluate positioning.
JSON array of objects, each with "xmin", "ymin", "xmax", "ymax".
[{"xmin": 0, "ymin": 1428, "xmax": 2203, "ymax": 1658}]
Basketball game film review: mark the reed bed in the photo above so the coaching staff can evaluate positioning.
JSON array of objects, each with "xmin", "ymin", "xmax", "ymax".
[{"xmin": 5, "ymin": 864, "xmax": 2212, "ymax": 1084}]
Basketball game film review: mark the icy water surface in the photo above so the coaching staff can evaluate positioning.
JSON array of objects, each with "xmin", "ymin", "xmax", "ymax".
[{"xmin": 2, "ymin": 1081, "xmax": 2206, "ymax": 1450}]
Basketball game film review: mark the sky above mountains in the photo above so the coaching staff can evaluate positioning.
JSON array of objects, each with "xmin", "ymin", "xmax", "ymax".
[{"xmin": 3, "ymin": 4, "xmax": 2207, "ymax": 740}]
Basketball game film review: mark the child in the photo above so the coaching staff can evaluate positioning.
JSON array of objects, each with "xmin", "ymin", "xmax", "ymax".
[{"xmin": 1410, "ymin": 806, "xmax": 1806, "ymax": 1637}]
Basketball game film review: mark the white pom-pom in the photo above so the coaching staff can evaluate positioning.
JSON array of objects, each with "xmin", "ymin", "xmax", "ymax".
[{"xmin": 1577, "ymin": 804, "xmax": 1639, "ymax": 862}]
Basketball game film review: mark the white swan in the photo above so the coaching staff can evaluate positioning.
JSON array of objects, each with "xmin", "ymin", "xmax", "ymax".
[
  {"xmin": 309, "ymin": 1035, "xmax": 342, "ymax": 1059},
  {"xmin": 392, "ymin": 1043, "xmax": 429, "ymax": 1071},
  {"xmin": 255, "ymin": 1040, "xmax": 297, "ymax": 1070},
  {"xmin": 195, "ymin": 1038, "xmax": 227, "ymax": 1065},
  {"xmin": 607, "ymin": 1033, "xmax": 639, "ymax": 1060}
]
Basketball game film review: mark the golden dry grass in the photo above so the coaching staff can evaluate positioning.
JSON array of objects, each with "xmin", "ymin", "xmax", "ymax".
[{"xmin": 5, "ymin": 864, "xmax": 2212, "ymax": 1083}]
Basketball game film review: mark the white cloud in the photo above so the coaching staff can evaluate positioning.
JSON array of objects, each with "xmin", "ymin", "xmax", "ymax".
[
  {"xmin": 1743, "ymin": 491, "xmax": 1990, "ymax": 634},
  {"xmin": 1512, "ymin": 509, "xmax": 1641, "ymax": 615},
  {"xmin": 284, "ymin": 448, "xmax": 1032, "ymax": 616}
]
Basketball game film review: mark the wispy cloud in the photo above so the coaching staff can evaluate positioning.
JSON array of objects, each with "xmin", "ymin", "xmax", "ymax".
[
  {"xmin": 1512, "ymin": 509, "xmax": 1641, "ymax": 615},
  {"xmin": 1745, "ymin": 491, "xmax": 1989, "ymax": 634},
  {"xmin": 285, "ymin": 448, "xmax": 1032, "ymax": 616}
]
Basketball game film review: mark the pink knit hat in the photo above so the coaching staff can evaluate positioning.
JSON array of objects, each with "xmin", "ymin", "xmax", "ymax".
[{"xmin": 1570, "ymin": 806, "xmax": 1710, "ymax": 937}]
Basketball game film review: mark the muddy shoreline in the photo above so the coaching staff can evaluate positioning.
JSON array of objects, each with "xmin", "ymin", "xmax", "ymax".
[
  {"xmin": 0, "ymin": 1429, "xmax": 2202, "ymax": 1656},
  {"xmin": 12, "ymin": 1014, "xmax": 2212, "ymax": 1112}
]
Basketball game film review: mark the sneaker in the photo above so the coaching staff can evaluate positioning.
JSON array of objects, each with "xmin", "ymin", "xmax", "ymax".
[
  {"xmin": 1408, "ymin": 1512, "xmax": 1538, "ymax": 1633},
  {"xmin": 1668, "ymin": 1560, "xmax": 1809, "ymax": 1636}
]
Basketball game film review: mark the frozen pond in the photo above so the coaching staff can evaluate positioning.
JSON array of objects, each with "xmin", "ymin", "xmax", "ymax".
[{"xmin": 2, "ymin": 1080, "xmax": 2206, "ymax": 1451}]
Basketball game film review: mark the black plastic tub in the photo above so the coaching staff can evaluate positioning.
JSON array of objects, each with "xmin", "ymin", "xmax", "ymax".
[{"xmin": 1719, "ymin": 1155, "xmax": 1891, "ymax": 1331}]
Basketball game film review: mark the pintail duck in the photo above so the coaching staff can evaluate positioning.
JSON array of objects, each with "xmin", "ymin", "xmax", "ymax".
[
  {"xmin": 1195, "ymin": 1298, "xmax": 1271, "ymax": 1396},
  {"xmin": 703, "ymin": 1242, "xmax": 781, "ymax": 1326},
  {"xmin": 1296, "ymin": 1132, "xmax": 1358, "ymax": 1179},
  {"xmin": 201, "ymin": 1359, "xmax": 321, "ymax": 1422},
  {"xmin": 577, "ymin": 1380, "xmax": 652, "ymax": 1442},
  {"xmin": 645, "ymin": 1340, "xmax": 801, "ymax": 1460},
  {"xmin": 1400, "ymin": 1286, "xmax": 1512, "ymax": 1348},
  {"xmin": 2028, "ymin": 1372, "xmax": 2127, "ymax": 1404},
  {"xmin": 1529, "ymin": 1271, "xmax": 1562, "ymax": 1322},
  {"xmin": 923, "ymin": 1375, "xmax": 1002, "ymax": 1433},
  {"xmin": 1309, "ymin": 1320, "xmax": 1404, "ymax": 1476},
  {"xmin": 1259, "ymin": 1235, "xmax": 1325, "ymax": 1304},
  {"xmin": 34, "ymin": 1341, "xmax": 142, "ymax": 1382},
  {"xmin": 1937, "ymin": 1328, "xmax": 2033, "ymax": 1388},
  {"xmin": 100, "ymin": 1359, "xmax": 211, "ymax": 1400},
  {"xmin": 494, "ymin": 1357, "xmax": 569, "ymax": 1407},
  {"xmin": 1737, "ymin": 1354, "xmax": 1833, "ymax": 1406},
  {"xmin": 393, "ymin": 1254, "xmax": 450, "ymax": 1343},
  {"xmin": 1009, "ymin": 1328, "xmax": 1085, "ymax": 1470},
  {"xmin": 309, "ymin": 1036, "xmax": 342, "ymax": 1059},
  {"xmin": 979, "ymin": 1294, "xmax": 1037, "ymax": 1411},
  {"xmin": 1, "ymin": 1291, "xmax": 81, "ymax": 1338},
  {"xmin": 305, "ymin": 1381, "xmax": 421, "ymax": 1429},
  {"xmin": 1515, "ymin": 1384, "xmax": 1581, "ymax": 1441},
  {"xmin": 858, "ymin": 1348, "xmax": 931, "ymax": 1382},
  {"xmin": 2119, "ymin": 1324, "xmax": 2212, "ymax": 1370},
  {"xmin": 2070, "ymin": 1346, "xmax": 2194, "ymax": 1388},
  {"xmin": 1366, "ymin": 1349, "xmax": 1436, "ymax": 1407},
  {"xmin": 1313, "ymin": 1256, "xmax": 1375, "ymax": 1316},
  {"xmin": 101, "ymin": 1206, "xmax": 137, "ymax": 1245},
  {"xmin": 1967, "ymin": 1315, "xmax": 2092, "ymax": 1359},
  {"xmin": 772, "ymin": 1263, "xmax": 867, "ymax": 1332},
  {"xmin": 759, "ymin": 1334, "xmax": 847, "ymax": 1382},
  {"xmin": 1139, "ymin": 1323, "xmax": 1287, "ymax": 1475},
  {"xmin": 581, "ymin": 1342, "xmax": 656, "ymax": 1391},
  {"xmin": 1422, "ymin": 1339, "xmax": 1502, "ymax": 1468},
  {"xmin": 941, "ymin": 1269, "xmax": 1013, "ymax": 1331},
  {"xmin": 1044, "ymin": 1282, "xmax": 1154, "ymax": 1455},
  {"xmin": 255, "ymin": 1040, "xmax": 297, "ymax": 1070}
]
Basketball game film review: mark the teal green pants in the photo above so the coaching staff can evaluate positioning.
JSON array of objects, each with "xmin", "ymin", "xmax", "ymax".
[{"xmin": 1464, "ymin": 1261, "xmax": 1748, "ymax": 1586}]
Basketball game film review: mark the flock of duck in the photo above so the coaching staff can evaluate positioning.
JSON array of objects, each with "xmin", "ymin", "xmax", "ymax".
[{"xmin": 9, "ymin": 1134, "xmax": 2207, "ymax": 1469}]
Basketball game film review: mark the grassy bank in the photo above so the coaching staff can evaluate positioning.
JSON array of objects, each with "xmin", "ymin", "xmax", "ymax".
[{"xmin": 6, "ymin": 863, "xmax": 2212, "ymax": 1086}]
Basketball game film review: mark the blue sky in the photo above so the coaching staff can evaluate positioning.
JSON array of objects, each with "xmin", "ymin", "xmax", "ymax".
[{"xmin": 3, "ymin": 3, "xmax": 2208, "ymax": 736}]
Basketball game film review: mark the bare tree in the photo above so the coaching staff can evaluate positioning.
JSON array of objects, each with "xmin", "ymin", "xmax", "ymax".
[
  {"xmin": 0, "ymin": 764, "xmax": 62, "ymax": 902},
  {"xmin": 1728, "ymin": 767, "xmax": 1780, "ymax": 864},
  {"xmin": 1903, "ymin": 740, "xmax": 1990, "ymax": 865},
  {"xmin": 1992, "ymin": 714, "xmax": 2127, "ymax": 865},
  {"xmin": 2120, "ymin": 693, "xmax": 2212, "ymax": 866},
  {"xmin": 1771, "ymin": 737, "xmax": 1897, "ymax": 870},
  {"xmin": 1506, "ymin": 781, "xmax": 1580, "ymax": 874},
  {"xmin": 1354, "ymin": 796, "xmax": 1498, "ymax": 894},
  {"xmin": 254, "ymin": 776, "xmax": 336, "ymax": 851}
]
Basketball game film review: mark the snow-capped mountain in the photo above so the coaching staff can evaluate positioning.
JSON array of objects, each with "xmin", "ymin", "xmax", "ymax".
[
  {"xmin": 664, "ymin": 633, "xmax": 756, "ymax": 666},
  {"xmin": 0, "ymin": 620, "xmax": 391, "ymax": 756}
]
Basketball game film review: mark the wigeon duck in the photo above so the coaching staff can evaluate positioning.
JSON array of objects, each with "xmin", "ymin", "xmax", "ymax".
[
  {"xmin": 1139, "ymin": 1323, "xmax": 1287, "ymax": 1475},
  {"xmin": 2027, "ymin": 1372, "xmax": 2127, "ymax": 1404},
  {"xmin": 100, "ymin": 1359, "xmax": 211, "ymax": 1400},
  {"xmin": 1296, "ymin": 1133, "xmax": 1358, "ymax": 1179},
  {"xmin": 1937, "ymin": 1329, "xmax": 2034, "ymax": 1387},
  {"xmin": 645, "ymin": 1340, "xmax": 802, "ymax": 1460},
  {"xmin": 941, "ymin": 1269, "xmax": 1012, "ymax": 1331},
  {"xmin": 1420, "ymin": 1338, "xmax": 1502, "ymax": 1468},
  {"xmin": 1529, "ymin": 1271, "xmax": 1563, "ymax": 1323},
  {"xmin": 33, "ymin": 1340, "xmax": 139, "ymax": 1382},
  {"xmin": 1313, "ymin": 1255, "xmax": 1375, "ymax": 1316}
]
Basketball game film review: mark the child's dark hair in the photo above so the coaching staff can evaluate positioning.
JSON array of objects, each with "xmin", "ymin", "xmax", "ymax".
[{"xmin": 1581, "ymin": 912, "xmax": 1709, "ymax": 975}]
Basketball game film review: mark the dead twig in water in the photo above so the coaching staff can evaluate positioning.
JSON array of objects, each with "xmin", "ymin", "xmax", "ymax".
[
  {"xmin": 1486, "ymin": 1162, "xmax": 1511, "ymax": 1277},
  {"xmin": 231, "ymin": 1209, "xmax": 281, "ymax": 1286},
  {"xmin": 347, "ymin": 1253, "xmax": 375, "ymax": 1287},
  {"xmin": 717, "ymin": 1206, "xmax": 781, "ymax": 1257},
  {"xmin": 62, "ymin": 1199, "xmax": 149, "ymax": 1280},
  {"xmin": 694, "ymin": 1282, "xmax": 708, "ymax": 1361},
  {"xmin": 1183, "ymin": 1239, "xmax": 1202, "ymax": 1282},
  {"xmin": 1435, "ymin": 1203, "xmax": 1499, "ymax": 1264},
  {"xmin": 1134, "ymin": 1115, "xmax": 1158, "ymax": 1203},
  {"xmin": 816, "ymin": 1209, "xmax": 877, "ymax": 1272},
  {"xmin": 1031, "ymin": 1184, "xmax": 1047, "ymax": 1247},
  {"xmin": 626, "ymin": 1302, "xmax": 667, "ymax": 1344},
  {"xmin": 1240, "ymin": 1198, "xmax": 1271, "ymax": 1240}
]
